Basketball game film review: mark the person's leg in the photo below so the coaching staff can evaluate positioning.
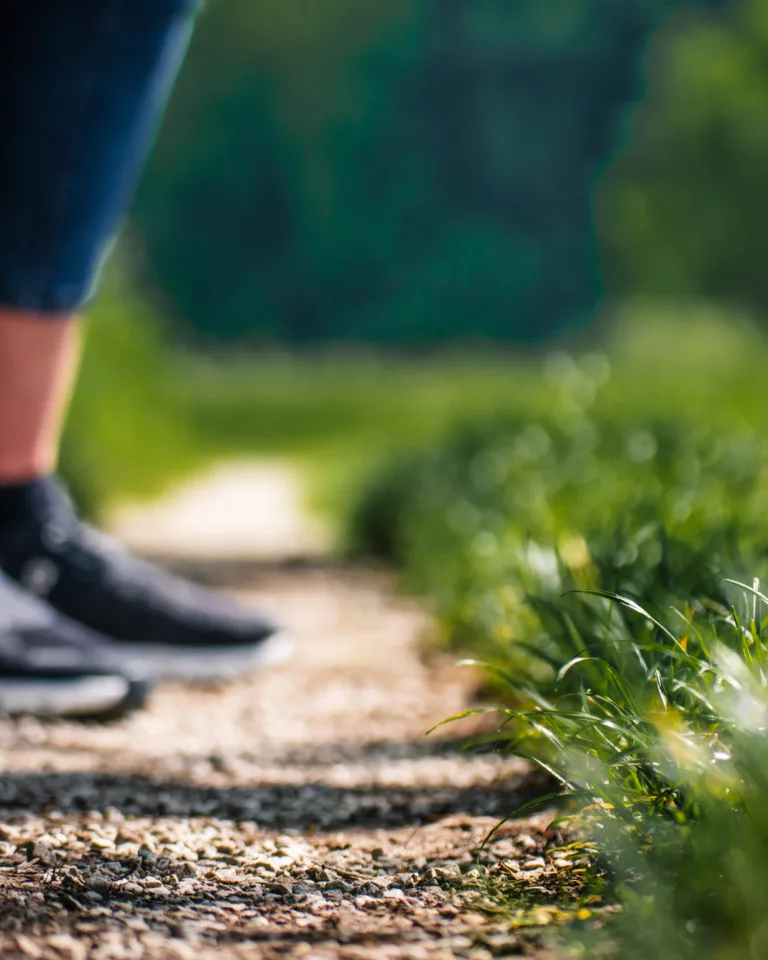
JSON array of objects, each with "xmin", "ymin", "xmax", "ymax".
[
  {"xmin": 0, "ymin": 310, "xmax": 80, "ymax": 483},
  {"xmin": 0, "ymin": 0, "xmax": 289, "ymax": 698},
  {"xmin": 0, "ymin": 0, "xmax": 197, "ymax": 483},
  {"xmin": 0, "ymin": 0, "xmax": 197, "ymax": 716}
]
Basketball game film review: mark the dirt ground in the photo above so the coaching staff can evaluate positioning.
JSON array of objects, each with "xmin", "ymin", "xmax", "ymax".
[{"xmin": 0, "ymin": 465, "xmax": 576, "ymax": 960}]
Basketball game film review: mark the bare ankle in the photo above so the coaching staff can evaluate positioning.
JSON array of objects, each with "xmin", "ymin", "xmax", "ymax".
[{"xmin": 0, "ymin": 308, "xmax": 80, "ymax": 483}]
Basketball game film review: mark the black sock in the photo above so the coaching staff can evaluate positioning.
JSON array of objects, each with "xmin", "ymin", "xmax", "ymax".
[{"xmin": 0, "ymin": 477, "xmax": 51, "ymax": 531}]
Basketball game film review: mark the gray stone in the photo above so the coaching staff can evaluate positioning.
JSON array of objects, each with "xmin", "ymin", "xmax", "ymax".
[
  {"xmin": 26, "ymin": 842, "xmax": 56, "ymax": 866},
  {"xmin": 86, "ymin": 875, "xmax": 112, "ymax": 894}
]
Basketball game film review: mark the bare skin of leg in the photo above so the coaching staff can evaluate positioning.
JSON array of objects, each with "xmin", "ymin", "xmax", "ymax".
[{"xmin": 0, "ymin": 309, "xmax": 81, "ymax": 483}]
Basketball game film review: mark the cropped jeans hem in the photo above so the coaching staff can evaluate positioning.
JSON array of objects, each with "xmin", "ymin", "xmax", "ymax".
[{"xmin": 0, "ymin": 0, "xmax": 199, "ymax": 315}]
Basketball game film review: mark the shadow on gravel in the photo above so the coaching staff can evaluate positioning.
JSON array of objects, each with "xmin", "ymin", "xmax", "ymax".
[
  {"xmin": 8, "ymin": 735, "xmax": 507, "ymax": 768},
  {"xmin": 140, "ymin": 554, "xmax": 366, "ymax": 588},
  {"xmin": 0, "ymin": 767, "xmax": 551, "ymax": 830},
  {"xmin": 266, "ymin": 735, "xmax": 518, "ymax": 768}
]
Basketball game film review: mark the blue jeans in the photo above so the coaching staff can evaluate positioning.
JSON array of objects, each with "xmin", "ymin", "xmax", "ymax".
[{"xmin": 0, "ymin": 0, "xmax": 197, "ymax": 314}]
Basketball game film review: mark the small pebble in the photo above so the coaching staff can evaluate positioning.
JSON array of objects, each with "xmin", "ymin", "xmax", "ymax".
[
  {"xmin": 138, "ymin": 845, "xmax": 157, "ymax": 867},
  {"xmin": 25, "ymin": 842, "xmax": 56, "ymax": 866},
  {"xmin": 86, "ymin": 875, "xmax": 112, "ymax": 894},
  {"xmin": 423, "ymin": 886, "xmax": 446, "ymax": 900},
  {"xmin": 325, "ymin": 880, "xmax": 350, "ymax": 893}
]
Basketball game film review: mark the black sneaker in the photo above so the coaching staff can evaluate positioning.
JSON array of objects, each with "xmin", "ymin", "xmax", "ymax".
[
  {"xmin": 0, "ymin": 570, "xmax": 151, "ymax": 720},
  {"xmin": 0, "ymin": 478, "xmax": 291, "ymax": 683}
]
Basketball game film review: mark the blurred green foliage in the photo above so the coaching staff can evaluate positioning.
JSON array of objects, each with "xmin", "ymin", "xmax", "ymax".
[
  {"xmin": 65, "ymin": 0, "xmax": 768, "ymax": 516},
  {"xmin": 133, "ymin": 0, "xmax": 723, "ymax": 345},
  {"xmin": 60, "ymin": 265, "xmax": 198, "ymax": 516},
  {"xmin": 602, "ymin": 0, "xmax": 768, "ymax": 311},
  {"xmin": 63, "ymin": 275, "xmax": 544, "ymax": 515},
  {"xmin": 171, "ymin": 349, "xmax": 545, "ymax": 526},
  {"xmin": 348, "ymin": 308, "xmax": 768, "ymax": 662}
]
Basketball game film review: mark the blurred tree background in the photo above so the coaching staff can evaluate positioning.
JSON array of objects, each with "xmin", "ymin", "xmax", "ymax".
[
  {"xmin": 601, "ymin": 0, "xmax": 768, "ymax": 312},
  {"xmin": 71, "ymin": 0, "xmax": 768, "ymax": 511},
  {"xmin": 130, "ymin": 0, "xmax": 725, "ymax": 347}
]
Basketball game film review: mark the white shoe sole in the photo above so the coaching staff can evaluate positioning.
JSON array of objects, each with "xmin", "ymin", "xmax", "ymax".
[
  {"xmin": 0, "ymin": 675, "xmax": 130, "ymax": 718},
  {"xmin": 107, "ymin": 630, "xmax": 294, "ymax": 684}
]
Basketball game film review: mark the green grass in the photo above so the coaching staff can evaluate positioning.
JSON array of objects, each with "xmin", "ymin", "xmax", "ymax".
[
  {"xmin": 462, "ymin": 582, "xmax": 768, "ymax": 960},
  {"xmin": 344, "ymin": 306, "xmax": 768, "ymax": 957}
]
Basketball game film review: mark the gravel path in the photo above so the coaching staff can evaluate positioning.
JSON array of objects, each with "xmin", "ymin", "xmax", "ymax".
[{"xmin": 0, "ymin": 465, "xmax": 570, "ymax": 960}]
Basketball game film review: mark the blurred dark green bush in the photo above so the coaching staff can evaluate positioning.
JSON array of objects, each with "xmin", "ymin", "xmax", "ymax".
[
  {"xmin": 353, "ymin": 412, "xmax": 766, "ymax": 675},
  {"xmin": 133, "ymin": 0, "xmax": 726, "ymax": 346},
  {"xmin": 602, "ymin": 0, "xmax": 768, "ymax": 313},
  {"xmin": 348, "ymin": 310, "xmax": 768, "ymax": 678}
]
